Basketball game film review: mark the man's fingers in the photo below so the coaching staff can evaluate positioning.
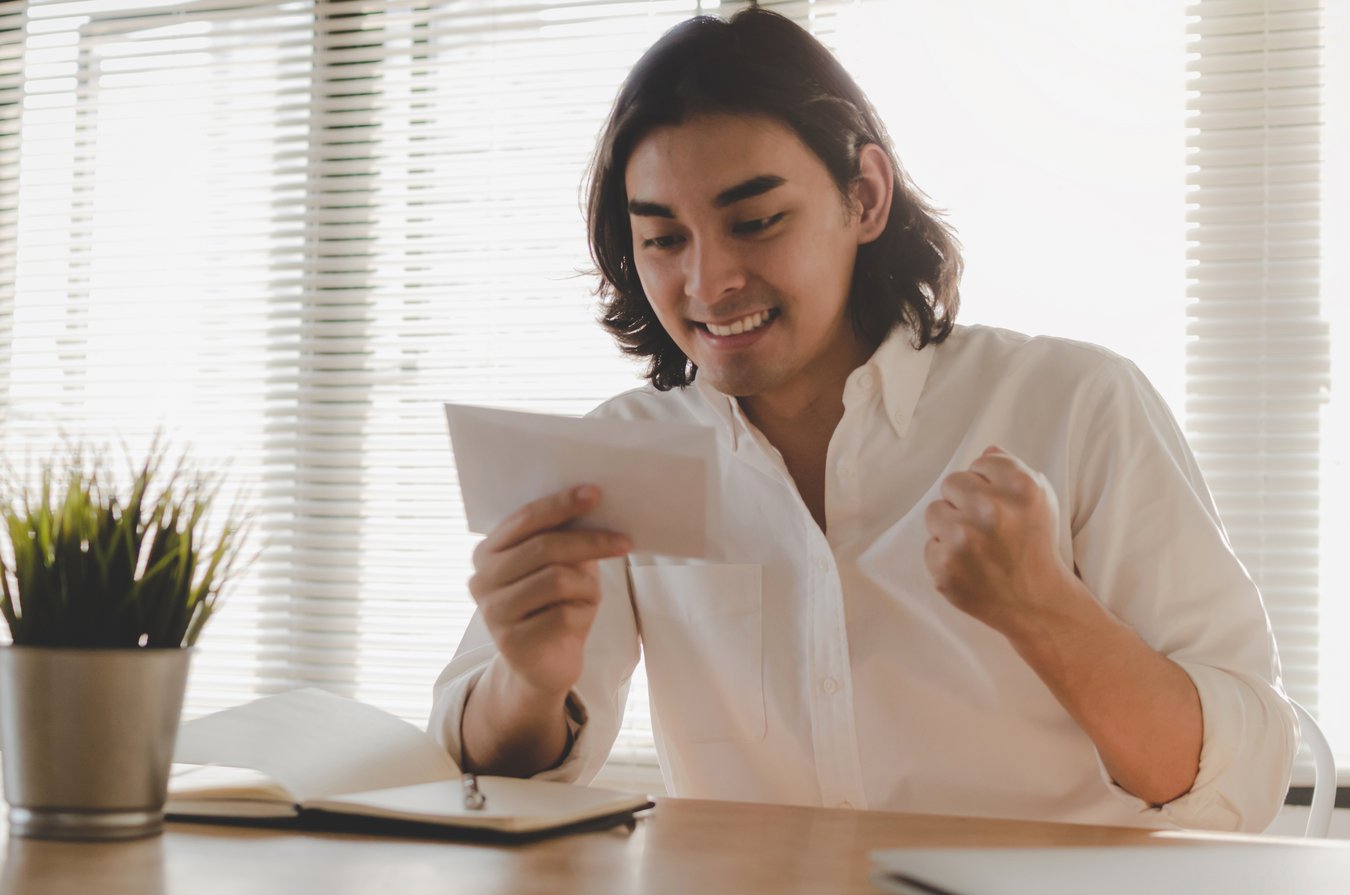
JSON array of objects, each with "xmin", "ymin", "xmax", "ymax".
[
  {"xmin": 938, "ymin": 470, "xmax": 986, "ymax": 508},
  {"xmin": 923, "ymin": 497, "xmax": 960, "ymax": 541},
  {"xmin": 479, "ymin": 563, "xmax": 600, "ymax": 627},
  {"xmin": 969, "ymin": 445, "xmax": 1034, "ymax": 485},
  {"xmin": 476, "ymin": 529, "xmax": 630, "ymax": 592},
  {"xmin": 476, "ymin": 485, "xmax": 602, "ymax": 563},
  {"xmin": 499, "ymin": 599, "xmax": 598, "ymax": 654}
]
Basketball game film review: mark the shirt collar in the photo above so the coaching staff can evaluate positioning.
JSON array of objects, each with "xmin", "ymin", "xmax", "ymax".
[
  {"xmin": 692, "ymin": 373, "xmax": 746, "ymax": 451},
  {"xmin": 848, "ymin": 324, "xmax": 936, "ymax": 440},
  {"xmin": 689, "ymin": 322, "xmax": 938, "ymax": 448}
]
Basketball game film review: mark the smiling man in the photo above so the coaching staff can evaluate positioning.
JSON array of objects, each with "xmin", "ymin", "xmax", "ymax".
[{"xmin": 430, "ymin": 9, "xmax": 1296, "ymax": 831}]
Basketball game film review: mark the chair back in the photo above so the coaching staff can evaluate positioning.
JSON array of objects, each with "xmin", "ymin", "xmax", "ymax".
[{"xmin": 1290, "ymin": 700, "xmax": 1335, "ymax": 838}]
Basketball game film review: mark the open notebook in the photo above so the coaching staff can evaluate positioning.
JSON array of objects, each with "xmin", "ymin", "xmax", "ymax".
[
  {"xmin": 168, "ymin": 688, "xmax": 652, "ymax": 838},
  {"xmin": 870, "ymin": 845, "xmax": 1350, "ymax": 895}
]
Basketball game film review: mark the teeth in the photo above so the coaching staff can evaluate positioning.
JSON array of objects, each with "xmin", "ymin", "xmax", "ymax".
[{"xmin": 706, "ymin": 310, "xmax": 771, "ymax": 338}]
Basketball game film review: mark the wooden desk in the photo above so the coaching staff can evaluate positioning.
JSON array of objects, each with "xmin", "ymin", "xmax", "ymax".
[{"xmin": 0, "ymin": 797, "xmax": 1326, "ymax": 895}]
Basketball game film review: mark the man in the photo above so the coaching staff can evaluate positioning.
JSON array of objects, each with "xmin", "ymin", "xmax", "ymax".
[{"xmin": 431, "ymin": 9, "xmax": 1295, "ymax": 831}]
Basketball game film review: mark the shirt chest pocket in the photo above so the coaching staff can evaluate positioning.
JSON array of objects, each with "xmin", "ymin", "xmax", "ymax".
[{"xmin": 630, "ymin": 563, "xmax": 766, "ymax": 745}]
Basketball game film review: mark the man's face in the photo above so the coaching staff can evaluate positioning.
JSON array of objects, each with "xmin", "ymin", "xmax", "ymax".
[{"xmin": 624, "ymin": 113, "xmax": 872, "ymax": 403}]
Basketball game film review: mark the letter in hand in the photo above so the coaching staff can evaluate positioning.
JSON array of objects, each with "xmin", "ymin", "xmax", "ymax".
[
  {"xmin": 921, "ymin": 446, "xmax": 1073, "ymax": 635},
  {"xmin": 468, "ymin": 485, "xmax": 632, "ymax": 699}
]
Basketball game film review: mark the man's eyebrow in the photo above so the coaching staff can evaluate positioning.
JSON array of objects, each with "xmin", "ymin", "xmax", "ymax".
[
  {"xmin": 714, "ymin": 175, "xmax": 785, "ymax": 208},
  {"xmin": 628, "ymin": 199, "xmax": 674, "ymax": 218},
  {"xmin": 627, "ymin": 175, "xmax": 787, "ymax": 219}
]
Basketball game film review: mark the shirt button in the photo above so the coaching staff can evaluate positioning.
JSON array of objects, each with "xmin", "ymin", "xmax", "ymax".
[
  {"xmin": 822, "ymin": 677, "xmax": 839, "ymax": 694},
  {"xmin": 815, "ymin": 557, "xmax": 830, "ymax": 573},
  {"xmin": 837, "ymin": 461, "xmax": 855, "ymax": 480},
  {"xmin": 857, "ymin": 371, "xmax": 876, "ymax": 391},
  {"xmin": 893, "ymin": 410, "xmax": 906, "ymax": 428}
]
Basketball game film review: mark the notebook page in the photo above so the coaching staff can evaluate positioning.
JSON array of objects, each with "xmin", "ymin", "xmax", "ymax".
[{"xmin": 173, "ymin": 689, "xmax": 459, "ymax": 803}]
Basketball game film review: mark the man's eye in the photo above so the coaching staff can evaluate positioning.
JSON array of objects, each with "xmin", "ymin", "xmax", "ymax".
[
  {"xmin": 642, "ymin": 234, "xmax": 683, "ymax": 250},
  {"xmin": 733, "ymin": 212, "xmax": 786, "ymax": 235}
]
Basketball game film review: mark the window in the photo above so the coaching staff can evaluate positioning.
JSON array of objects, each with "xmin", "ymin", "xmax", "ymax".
[{"xmin": 0, "ymin": 0, "xmax": 725, "ymax": 779}]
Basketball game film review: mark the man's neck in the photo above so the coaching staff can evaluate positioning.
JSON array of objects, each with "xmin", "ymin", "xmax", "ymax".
[
  {"xmin": 739, "ymin": 383, "xmax": 845, "ymax": 456},
  {"xmin": 736, "ymin": 337, "xmax": 875, "ymax": 453},
  {"xmin": 735, "ymin": 338, "xmax": 875, "ymax": 529}
]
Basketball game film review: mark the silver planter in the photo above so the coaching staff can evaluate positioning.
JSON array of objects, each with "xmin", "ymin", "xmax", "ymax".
[{"xmin": 0, "ymin": 645, "xmax": 191, "ymax": 840}]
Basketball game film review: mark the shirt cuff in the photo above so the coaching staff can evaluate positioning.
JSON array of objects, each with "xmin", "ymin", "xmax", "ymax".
[{"xmin": 1093, "ymin": 660, "xmax": 1291, "ymax": 831}]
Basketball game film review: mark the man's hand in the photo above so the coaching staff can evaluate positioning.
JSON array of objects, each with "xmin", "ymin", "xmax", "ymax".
[
  {"xmin": 469, "ymin": 484, "xmax": 631, "ymax": 698},
  {"xmin": 922, "ymin": 445, "xmax": 1071, "ymax": 636}
]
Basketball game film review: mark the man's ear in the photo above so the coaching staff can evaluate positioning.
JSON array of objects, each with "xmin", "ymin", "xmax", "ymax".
[{"xmin": 852, "ymin": 143, "xmax": 894, "ymax": 245}]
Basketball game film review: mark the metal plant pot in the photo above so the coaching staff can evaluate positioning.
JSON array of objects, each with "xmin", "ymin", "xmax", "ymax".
[{"xmin": 0, "ymin": 646, "xmax": 191, "ymax": 840}]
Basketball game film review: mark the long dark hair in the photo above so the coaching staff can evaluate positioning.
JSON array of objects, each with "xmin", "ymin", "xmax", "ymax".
[{"xmin": 586, "ymin": 8, "xmax": 962, "ymax": 391}]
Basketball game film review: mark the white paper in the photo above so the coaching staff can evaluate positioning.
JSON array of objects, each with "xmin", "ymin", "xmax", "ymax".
[{"xmin": 444, "ymin": 403, "xmax": 715, "ymax": 558}]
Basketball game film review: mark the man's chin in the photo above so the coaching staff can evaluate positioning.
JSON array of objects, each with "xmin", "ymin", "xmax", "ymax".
[{"xmin": 697, "ymin": 365, "xmax": 777, "ymax": 399}]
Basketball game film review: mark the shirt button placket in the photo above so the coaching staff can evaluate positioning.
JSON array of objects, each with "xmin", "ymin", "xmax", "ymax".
[{"xmin": 810, "ymin": 549, "xmax": 854, "ymax": 810}]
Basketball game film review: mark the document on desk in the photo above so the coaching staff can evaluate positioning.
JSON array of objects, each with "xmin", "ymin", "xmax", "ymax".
[
  {"xmin": 870, "ymin": 845, "xmax": 1350, "ymax": 895},
  {"xmin": 444, "ymin": 403, "xmax": 716, "ymax": 558}
]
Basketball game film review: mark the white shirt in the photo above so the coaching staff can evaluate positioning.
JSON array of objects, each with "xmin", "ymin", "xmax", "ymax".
[{"xmin": 431, "ymin": 324, "xmax": 1296, "ymax": 832}]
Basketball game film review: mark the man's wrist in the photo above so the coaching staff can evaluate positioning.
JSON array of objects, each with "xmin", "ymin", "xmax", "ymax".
[
  {"xmin": 996, "ymin": 570, "xmax": 1111, "ymax": 665},
  {"xmin": 462, "ymin": 658, "xmax": 573, "ymax": 775},
  {"xmin": 484, "ymin": 656, "xmax": 572, "ymax": 725}
]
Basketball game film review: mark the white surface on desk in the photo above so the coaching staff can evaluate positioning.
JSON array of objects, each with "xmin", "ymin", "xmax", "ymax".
[{"xmin": 871, "ymin": 844, "xmax": 1350, "ymax": 894}]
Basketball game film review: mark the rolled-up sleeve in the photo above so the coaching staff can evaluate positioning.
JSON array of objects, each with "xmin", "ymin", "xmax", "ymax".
[
  {"xmin": 1071, "ymin": 357, "xmax": 1297, "ymax": 832},
  {"xmin": 428, "ymin": 555, "xmax": 641, "ymax": 783}
]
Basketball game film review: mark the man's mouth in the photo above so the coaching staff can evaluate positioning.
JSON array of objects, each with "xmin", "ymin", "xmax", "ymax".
[{"xmin": 695, "ymin": 308, "xmax": 779, "ymax": 337}]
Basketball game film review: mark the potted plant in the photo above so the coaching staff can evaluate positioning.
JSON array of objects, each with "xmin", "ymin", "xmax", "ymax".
[{"xmin": 0, "ymin": 445, "xmax": 248, "ymax": 840}]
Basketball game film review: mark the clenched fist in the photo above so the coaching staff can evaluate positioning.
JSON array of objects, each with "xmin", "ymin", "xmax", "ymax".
[{"xmin": 922, "ymin": 445, "xmax": 1072, "ymax": 636}]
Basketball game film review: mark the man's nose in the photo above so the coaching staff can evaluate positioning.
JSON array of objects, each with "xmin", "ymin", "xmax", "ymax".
[{"xmin": 683, "ymin": 235, "xmax": 747, "ymax": 303}]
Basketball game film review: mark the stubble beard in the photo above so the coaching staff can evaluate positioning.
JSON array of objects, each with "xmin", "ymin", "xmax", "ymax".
[{"xmin": 697, "ymin": 352, "xmax": 788, "ymax": 399}]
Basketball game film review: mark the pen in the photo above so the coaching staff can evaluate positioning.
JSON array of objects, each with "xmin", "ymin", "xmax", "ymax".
[
  {"xmin": 459, "ymin": 736, "xmax": 486, "ymax": 810},
  {"xmin": 461, "ymin": 772, "xmax": 487, "ymax": 811},
  {"xmin": 880, "ymin": 873, "xmax": 964, "ymax": 895}
]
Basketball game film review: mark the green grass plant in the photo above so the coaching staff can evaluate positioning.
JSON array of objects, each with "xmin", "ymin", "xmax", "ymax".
[{"xmin": 0, "ymin": 444, "xmax": 249, "ymax": 648}]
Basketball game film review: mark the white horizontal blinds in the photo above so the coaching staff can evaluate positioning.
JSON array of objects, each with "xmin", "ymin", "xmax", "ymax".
[
  {"xmin": 1, "ymin": 0, "xmax": 317, "ymax": 711},
  {"xmin": 308, "ymin": 0, "xmax": 703, "ymax": 755},
  {"xmin": 1184, "ymin": 0, "xmax": 1330, "ymax": 718},
  {"xmin": 0, "ymin": 0, "xmax": 708, "ymax": 732},
  {"xmin": 0, "ymin": 2, "xmax": 22, "ymax": 418},
  {"xmin": 294, "ymin": 0, "xmax": 669, "ymax": 729}
]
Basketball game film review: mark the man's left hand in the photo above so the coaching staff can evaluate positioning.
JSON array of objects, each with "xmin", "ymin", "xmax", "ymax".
[{"xmin": 923, "ymin": 445, "xmax": 1075, "ymax": 635}]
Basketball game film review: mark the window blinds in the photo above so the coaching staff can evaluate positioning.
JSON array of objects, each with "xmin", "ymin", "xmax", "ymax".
[
  {"xmin": 0, "ymin": 0, "xmax": 716, "ymax": 742},
  {"xmin": 1184, "ymin": 0, "xmax": 1330, "ymax": 724}
]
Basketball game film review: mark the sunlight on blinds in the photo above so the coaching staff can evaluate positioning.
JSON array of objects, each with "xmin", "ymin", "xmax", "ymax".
[
  {"xmin": 0, "ymin": 1, "xmax": 718, "ymax": 757},
  {"xmin": 1184, "ymin": 0, "xmax": 1330, "ymax": 760},
  {"xmin": 1316, "ymin": 0, "xmax": 1348, "ymax": 765},
  {"xmin": 6, "ymin": 0, "xmax": 309, "ymax": 712}
]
